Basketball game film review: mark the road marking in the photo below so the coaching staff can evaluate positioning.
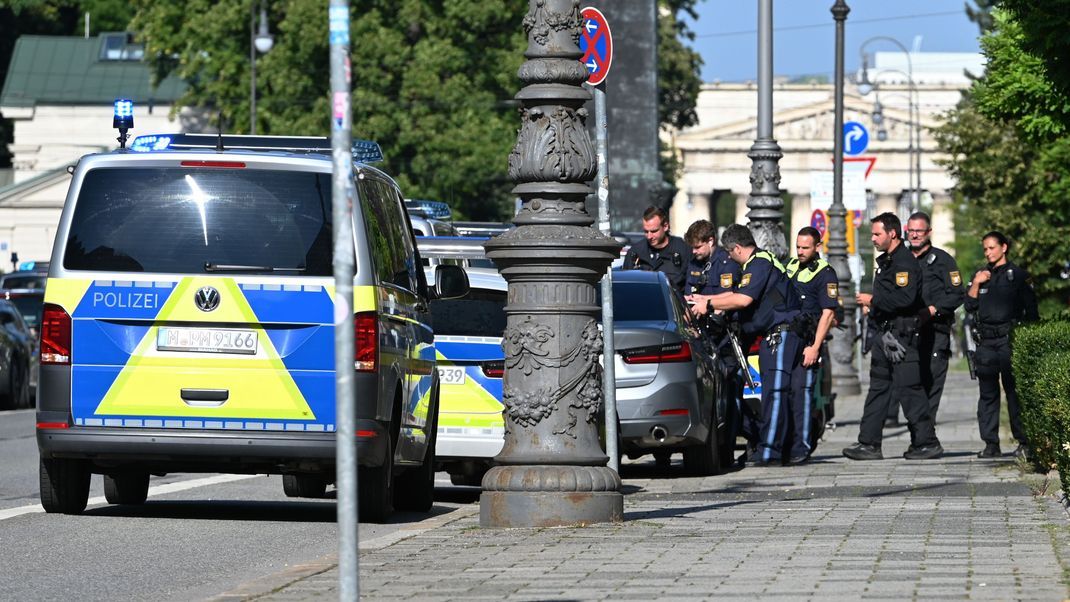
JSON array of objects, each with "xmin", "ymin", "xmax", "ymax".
[{"xmin": 0, "ymin": 473, "xmax": 259, "ymax": 522}]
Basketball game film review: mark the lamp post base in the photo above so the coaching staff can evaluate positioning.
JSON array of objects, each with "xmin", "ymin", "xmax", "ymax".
[{"xmin": 479, "ymin": 465, "xmax": 623, "ymax": 528}]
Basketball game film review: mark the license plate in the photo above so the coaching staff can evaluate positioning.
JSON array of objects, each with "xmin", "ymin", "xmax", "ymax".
[
  {"xmin": 156, "ymin": 327, "xmax": 258, "ymax": 355},
  {"xmin": 437, "ymin": 366, "xmax": 466, "ymax": 385}
]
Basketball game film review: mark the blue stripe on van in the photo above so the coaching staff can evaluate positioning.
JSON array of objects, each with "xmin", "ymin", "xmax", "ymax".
[{"xmin": 242, "ymin": 287, "xmax": 334, "ymax": 325}]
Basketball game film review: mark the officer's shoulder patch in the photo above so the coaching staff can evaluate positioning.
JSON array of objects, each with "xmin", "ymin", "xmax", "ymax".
[
  {"xmin": 720, "ymin": 273, "xmax": 733, "ymax": 288},
  {"xmin": 950, "ymin": 271, "xmax": 962, "ymax": 287},
  {"xmin": 827, "ymin": 282, "xmax": 838, "ymax": 298},
  {"xmin": 740, "ymin": 273, "xmax": 752, "ymax": 287},
  {"xmin": 895, "ymin": 272, "xmax": 909, "ymax": 287}
]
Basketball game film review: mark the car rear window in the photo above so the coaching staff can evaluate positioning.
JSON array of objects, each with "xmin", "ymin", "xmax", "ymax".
[
  {"xmin": 610, "ymin": 282, "xmax": 668, "ymax": 322},
  {"xmin": 0, "ymin": 274, "xmax": 45, "ymax": 289},
  {"xmin": 429, "ymin": 288, "xmax": 506, "ymax": 337},
  {"xmin": 63, "ymin": 167, "xmax": 333, "ymax": 275},
  {"xmin": 6, "ymin": 294, "xmax": 43, "ymax": 328}
]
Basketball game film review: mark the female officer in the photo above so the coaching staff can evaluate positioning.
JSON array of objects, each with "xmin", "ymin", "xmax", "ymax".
[{"xmin": 964, "ymin": 231, "xmax": 1039, "ymax": 459}]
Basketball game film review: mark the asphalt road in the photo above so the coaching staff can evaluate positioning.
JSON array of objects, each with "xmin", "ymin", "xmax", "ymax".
[{"xmin": 0, "ymin": 409, "xmax": 478, "ymax": 601}]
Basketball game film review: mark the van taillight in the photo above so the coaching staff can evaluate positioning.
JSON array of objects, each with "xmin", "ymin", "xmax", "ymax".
[
  {"xmin": 354, "ymin": 312, "xmax": 377, "ymax": 372},
  {"xmin": 748, "ymin": 339, "xmax": 761, "ymax": 354},
  {"xmin": 41, "ymin": 303, "xmax": 72, "ymax": 365},
  {"xmin": 481, "ymin": 361, "xmax": 504, "ymax": 378}
]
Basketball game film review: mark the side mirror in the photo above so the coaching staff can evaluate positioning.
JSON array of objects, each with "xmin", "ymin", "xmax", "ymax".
[{"xmin": 433, "ymin": 264, "xmax": 469, "ymax": 300}]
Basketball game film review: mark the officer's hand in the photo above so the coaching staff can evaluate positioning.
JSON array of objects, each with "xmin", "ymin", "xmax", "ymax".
[
  {"xmin": 974, "ymin": 269, "xmax": 992, "ymax": 284},
  {"xmin": 929, "ymin": 305, "xmax": 937, "ymax": 316},
  {"xmin": 856, "ymin": 292, "xmax": 873, "ymax": 307},
  {"xmin": 691, "ymin": 300, "xmax": 710, "ymax": 316},
  {"xmin": 802, "ymin": 344, "xmax": 820, "ymax": 367}
]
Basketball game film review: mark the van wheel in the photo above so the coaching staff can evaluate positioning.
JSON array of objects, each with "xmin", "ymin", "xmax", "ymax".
[
  {"xmin": 282, "ymin": 474, "xmax": 328, "ymax": 498},
  {"xmin": 394, "ymin": 401, "xmax": 438, "ymax": 512},
  {"xmin": 359, "ymin": 429, "xmax": 394, "ymax": 523},
  {"xmin": 40, "ymin": 458, "xmax": 91, "ymax": 514},
  {"xmin": 103, "ymin": 472, "xmax": 150, "ymax": 505},
  {"xmin": 683, "ymin": 421, "xmax": 721, "ymax": 476}
]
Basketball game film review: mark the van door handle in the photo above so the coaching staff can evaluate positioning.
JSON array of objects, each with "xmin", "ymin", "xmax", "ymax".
[{"xmin": 181, "ymin": 388, "xmax": 229, "ymax": 407}]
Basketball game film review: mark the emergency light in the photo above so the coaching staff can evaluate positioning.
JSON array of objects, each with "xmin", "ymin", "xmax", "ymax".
[
  {"xmin": 130, "ymin": 135, "xmax": 173, "ymax": 153},
  {"xmin": 113, "ymin": 99, "xmax": 134, "ymax": 150}
]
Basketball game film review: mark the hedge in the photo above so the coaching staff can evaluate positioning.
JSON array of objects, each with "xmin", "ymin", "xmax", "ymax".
[{"xmin": 1012, "ymin": 316, "xmax": 1070, "ymax": 491}]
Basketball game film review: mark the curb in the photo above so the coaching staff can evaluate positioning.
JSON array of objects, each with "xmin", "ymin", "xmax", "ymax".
[{"xmin": 206, "ymin": 504, "xmax": 480, "ymax": 601}]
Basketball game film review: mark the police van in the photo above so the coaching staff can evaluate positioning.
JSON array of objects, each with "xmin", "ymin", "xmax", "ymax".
[{"xmin": 36, "ymin": 102, "xmax": 467, "ymax": 520}]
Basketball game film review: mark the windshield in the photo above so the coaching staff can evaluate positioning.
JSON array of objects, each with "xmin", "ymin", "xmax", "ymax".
[
  {"xmin": 429, "ymin": 288, "xmax": 506, "ymax": 337},
  {"xmin": 0, "ymin": 274, "xmax": 45, "ymax": 290},
  {"xmin": 63, "ymin": 167, "xmax": 333, "ymax": 275}
]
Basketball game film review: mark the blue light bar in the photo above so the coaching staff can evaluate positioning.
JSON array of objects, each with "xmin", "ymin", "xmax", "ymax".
[
  {"xmin": 405, "ymin": 199, "xmax": 452, "ymax": 220},
  {"xmin": 352, "ymin": 139, "xmax": 383, "ymax": 163},
  {"xmin": 113, "ymin": 99, "xmax": 134, "ymax": 130},
  {"xmin": 129, "ymin": 135, "xmax": 173, "ymax": 152}
]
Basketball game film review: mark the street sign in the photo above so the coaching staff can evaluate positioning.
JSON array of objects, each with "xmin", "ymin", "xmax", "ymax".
[
  {"xmin": 809, "ymin": 170, "xmax": 867, "ymax": 211},
  {"xmin": 579, "ymin": 7, "xmax": 613, "ymax": 85},
  {"xmin": 843, "ymin": 121, "xmax": 869, "ymax": 156}
]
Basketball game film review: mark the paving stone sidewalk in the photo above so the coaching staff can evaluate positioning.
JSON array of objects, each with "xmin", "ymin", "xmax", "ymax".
[{"xmin": 221, "ymin": 370, "xmax": 1070, "ymax": 600}]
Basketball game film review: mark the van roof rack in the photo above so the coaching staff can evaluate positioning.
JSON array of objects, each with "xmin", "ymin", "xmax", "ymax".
[{"xmin": 128, "ymin": 133, "xmax": 383, "ymax": 163}]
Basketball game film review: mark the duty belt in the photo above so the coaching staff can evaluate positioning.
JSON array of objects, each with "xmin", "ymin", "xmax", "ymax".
[{"xmin": 977, "ymin": 323, "xmax": 1012, "ymax": 340}]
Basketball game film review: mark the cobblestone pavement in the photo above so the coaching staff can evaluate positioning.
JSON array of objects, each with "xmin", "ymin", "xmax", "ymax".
[{"xmin": 216, "ymin": 371, "xmax": 1070, "ymax": 601}]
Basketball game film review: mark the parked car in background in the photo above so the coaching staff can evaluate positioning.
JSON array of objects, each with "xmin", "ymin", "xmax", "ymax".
[
  {"xmin": 0, "ymin": 270, "xmax": 46, "ymax": 291},
  {"xmin": 0, "ymin": 299, "xmax": 33, "ymax": 409},
  {"xmin": 1, "ymin": 289, "xmax": 41, "ymax": 392},
  {"xmin": 610, "ymin": 269, "xmax": 734, "ymax": 475}
]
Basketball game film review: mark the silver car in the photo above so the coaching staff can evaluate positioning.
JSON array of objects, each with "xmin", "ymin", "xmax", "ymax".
[{"xmin": 611, "ymin": 270, "xmax": 734, "ymax": 475}]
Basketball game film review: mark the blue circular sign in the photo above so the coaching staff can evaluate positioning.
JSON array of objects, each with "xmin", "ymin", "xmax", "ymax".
[{"xmin": 843, "ymin": 121, "xmax": 869, "ymax": 156}]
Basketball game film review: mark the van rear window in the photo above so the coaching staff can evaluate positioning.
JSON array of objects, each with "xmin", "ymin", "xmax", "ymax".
[{"xmin": 63, "ymin": 167, "xmax": 334, "ymax": 275}]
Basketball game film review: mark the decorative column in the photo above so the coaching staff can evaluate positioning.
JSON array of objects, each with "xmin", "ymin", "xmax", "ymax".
[
  {"xmin": 481, "ymin": 0, "xmax": 623, "ymax": 528},
  {"xmin": 746, "ymin": 0, "xmax": 787, "ymax": 259},
  {"xmin": 829, "ymin": 0, "xmax": 861, "ymax": 394}
]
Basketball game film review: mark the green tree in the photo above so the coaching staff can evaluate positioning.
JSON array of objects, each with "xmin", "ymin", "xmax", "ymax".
[{"xmin": 964, "ymin": 0, "xmax": 997, "ymax": 33}]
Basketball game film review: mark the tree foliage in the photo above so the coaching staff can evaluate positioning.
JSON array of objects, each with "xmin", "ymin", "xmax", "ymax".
[
  {"xmin": 1000, "ymin": 0, "xmax": 1070, "ymax": 101},
  {"xmin": 657, "ymin": 0, "xmax": 702, "ymax": 130},
  {"xmin": 130, "ymin": 0, "xmax": 703, "ymax": 220},
  {"xmin": 964, "ymin": 0, "xmax": 997, "ymax": 33}
]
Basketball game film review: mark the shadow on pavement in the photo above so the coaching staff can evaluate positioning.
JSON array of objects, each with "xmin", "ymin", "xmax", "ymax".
[
  {"xmin": 85, "ymin": 498, "xmax": 464, "ymax": 525},
  {"xmin": 625, "ymin": 500, "xmax": 760, "ymax": 520}
]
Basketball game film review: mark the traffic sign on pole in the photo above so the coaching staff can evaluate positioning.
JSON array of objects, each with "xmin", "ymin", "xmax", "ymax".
[
  {"xmin": 579, "ymin": 7, "xmax": 613, "ymax": 85},
  {"xmin": 843, "ymin": 121, "xmax": 869, "ymax": 156}
]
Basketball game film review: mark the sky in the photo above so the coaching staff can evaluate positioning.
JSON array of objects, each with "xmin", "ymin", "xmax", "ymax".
[{"xmin": 685, "ymin": 1, "xmax": 984, "ymax": 83}]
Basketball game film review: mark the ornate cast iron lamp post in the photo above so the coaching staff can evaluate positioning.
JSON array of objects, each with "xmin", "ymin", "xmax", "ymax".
[{"xmin": 481, "ymin": 0, "xmax": 623, "ymax": 528}]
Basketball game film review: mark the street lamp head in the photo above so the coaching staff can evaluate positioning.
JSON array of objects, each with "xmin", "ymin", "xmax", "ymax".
[
  {"xmin": 857, "ymin": 54, "xmax": 874, "ymax": 96},
  {"xmin": 872, "ymin": 99, "xmax": 884, "ymax": 125},
  {"xmin": 254, "ymin": 5, "xmax": 274, "ymax": 54},
  {"xmin": 877, "ymin": 129, "xmax": 888, "ymax": 142}
]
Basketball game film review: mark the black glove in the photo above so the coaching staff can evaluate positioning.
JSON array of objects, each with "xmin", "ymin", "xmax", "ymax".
[{"xmin": 881, "ymin": 331, "xmax": 907, "ymax": 363}]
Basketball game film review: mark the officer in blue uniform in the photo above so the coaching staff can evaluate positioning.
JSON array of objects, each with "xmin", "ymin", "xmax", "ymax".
[
  {"xmin": 692, "ymin": 224, "xmax": 804, "ymax": 466},
  {"xmin": 683, "ymin": 220, "xmax": 740, "ymax": 297},
  {"xmin": 965, "ymin": 231, "xmax": 1039, "ymax": 459},
  {"xmin": 844, "ymin": 212, "xmax": 942, "ymax": 461},
  {"xmin": 785, "ymin": 227, "xmax": 839, "ymax": 461},
  {"xmin": 623, "ymin": 206, "xmax": 691, "ymax": 294}
]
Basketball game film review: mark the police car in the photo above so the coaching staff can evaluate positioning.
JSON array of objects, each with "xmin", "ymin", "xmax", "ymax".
[{"xmin": 35, "ymin": 101, "xmax": 467, "ymax": 519}]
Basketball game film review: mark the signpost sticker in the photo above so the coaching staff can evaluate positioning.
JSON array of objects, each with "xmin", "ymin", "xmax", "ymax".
[
  {"xmin": 844, "ymin": 121, "xmax": 869, "ymax": 156},
  {"xmin": 579, "ymin": 7, "xmax": 613, "ymax": 85}
]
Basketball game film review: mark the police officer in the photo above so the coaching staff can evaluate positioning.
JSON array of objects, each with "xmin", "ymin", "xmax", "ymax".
[
  {"xmin": 785, "ymin": 227, "xmax": 839, "ymax": 460},
  {"xmin": 683, "ymin": 220, "xmax": 740, "ymax": 296},
  {"xmin": 692, "ymin": 224, "xmax": 805, "ymax": 466},
  {"xmin": 844, "ymin": 212, "xmax": 942, "ymax": 461},
  {"xmin": 623, "ymin": 206, "xmax": 691, "ymax": 294},
  {"xmin": 964, "ymin": 231, "xmax": 1039, "ymax": 459},
  {"xmin": 885, "ymin": 211, "xmax": 966, "ymax": 425}
]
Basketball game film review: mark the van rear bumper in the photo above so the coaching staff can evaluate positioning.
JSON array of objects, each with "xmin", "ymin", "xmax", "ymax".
[{"xmin": 36, "ymin": 419, "xmax": 389, "ymax": 473}]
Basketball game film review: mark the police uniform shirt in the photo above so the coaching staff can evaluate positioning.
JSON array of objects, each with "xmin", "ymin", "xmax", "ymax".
[
  {"xmin": 624, "ymin": 236, "xmax": 692, "ymax": 292},
  {"xmin": 786, "ymin": 257, "xmax": 839, "ymax": 318},
  {"xmin": 870, "ymin": 242, "xmax": 924, "ymax": 323},
  {"xmin": 963, "ymin": 260, "xmax": 1040, "ymax": 326},
  {"xmin": 686, "ymin": 246, "xmax": 741, "ymax": 295},
  {"xmin": 735, "ymin": 249, "xmax": 799, "ymax": 337},
  {"xmin": 914, "ymin": 245, "xmax": 965, "ymax": 324}
]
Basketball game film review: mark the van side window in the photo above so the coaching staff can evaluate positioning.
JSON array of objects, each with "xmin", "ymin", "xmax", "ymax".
[{"xmin": 359, "ymin": 178, "xmax": 416, "ymax": 292}]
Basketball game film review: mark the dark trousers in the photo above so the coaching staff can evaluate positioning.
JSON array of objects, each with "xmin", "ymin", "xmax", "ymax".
[
  {"xmin": 859, "ymin": 331, "xmax": 939, "ymax": 449},
  {"xmin": 755, "ymin": 330, "xmax": 803, "ymax": 462},
  {"xmin": 975, "ymin": 337, "xmax": 1026, "ymax": 445},
  {"xmin": 887, "ymin": 328, "xmax": 952, "ymax": 422},
  {"xmin": 789, "ymin": 362, "xmax": 818, "ymax": 459}
]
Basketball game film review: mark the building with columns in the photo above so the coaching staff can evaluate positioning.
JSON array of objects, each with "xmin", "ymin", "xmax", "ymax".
[{"xmin": 669, "ymin": 52, "xmax": 983, "ymax": 256}]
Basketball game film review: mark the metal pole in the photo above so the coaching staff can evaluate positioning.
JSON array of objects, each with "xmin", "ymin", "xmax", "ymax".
[
  {"xmin": 913, "ymin": 81, "xmax": 922, "ymax": 213},
  {"xmin": 828, "ymin": 0, "xmax": 861, "ymax": 395},
  {"xmin": 746, "ymin": 0, "xmax": 787, "ymax": 260},
  {"xmin": 250, "ymin": 3, "xmax": 256, "ymax": 135},
  {"xmin": 329, "ymin": 1, "xmax": 358, "ymax": 598},
  {"xmin": 592, "ymin": 84, "xmax": 619, "ymax": 474}
]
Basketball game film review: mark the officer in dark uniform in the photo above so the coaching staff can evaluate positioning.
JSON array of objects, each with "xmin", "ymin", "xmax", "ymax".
[
  {"xmin": 623, "ymin": 206, "xmax": 691, "ymax": 294},
  {"xmin": 692, "ymin": 224, "xmax": 804, "ymax": 466},
  {"xmin": 885, "ymin": 211, "xmax": 965, "ymax": 425},
  {"xmin": 844, "ymin": 212, "xmax": 942, "ymax": 461},
  {"xmin": 785, "ymin": 227, "xmax": 839, "ymax": 460},
  {"xmin": 964, "ymin": 231, "xmax": 1039, "ymax": 459},
  {"xmin": 683, "ymin": 219, "xmax": 739, "ymax": 297}
]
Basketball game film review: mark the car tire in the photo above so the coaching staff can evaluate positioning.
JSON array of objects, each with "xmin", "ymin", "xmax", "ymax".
[
  {"xmin": 0, "ymin": 362, "xmax": 13, "ymax": 410},
  {"xmin": 394, "ymin": 394, "xmax": 438, "ymax": 512},
  {"xmin": 282, "ymin": 474, "xmax": 328, "ymax": 498},
  {"xmin": 683, "ymin": 421, "xmax": 721, "ymax": 477},
  {"xmin": 103, "ymin": 472, "xmax": 150, "ymax": 505},
  {"xmin": 40, "ymin": 458, "xmax": 91, "ymax": 515}
]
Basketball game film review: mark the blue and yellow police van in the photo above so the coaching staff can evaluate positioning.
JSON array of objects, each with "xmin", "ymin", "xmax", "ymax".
[{"xmin": 36, "ymin": 103, "xmax": 466, "ymax": 520}]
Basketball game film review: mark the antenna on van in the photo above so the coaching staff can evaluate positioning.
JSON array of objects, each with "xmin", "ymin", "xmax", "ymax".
[{"xmin": 216, "ymin": 112, "xmax": 225, "ymax": 152}]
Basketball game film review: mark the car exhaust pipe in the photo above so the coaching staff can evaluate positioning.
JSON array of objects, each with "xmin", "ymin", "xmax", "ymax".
[{"xmin": 651, "ymin": 425, "xmax": 668, "ymax": 442}]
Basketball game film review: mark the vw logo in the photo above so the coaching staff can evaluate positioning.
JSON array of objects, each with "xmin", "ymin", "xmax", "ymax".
[{"xmin": 194, "ymin": 286, "xmax": 221, "ymax": 312}]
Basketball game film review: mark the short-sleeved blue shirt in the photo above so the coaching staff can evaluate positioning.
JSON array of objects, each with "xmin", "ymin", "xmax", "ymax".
[
  {"xmin": 736, "ymin": 250, "xmax": 801, "ymax": 337},
  {"xmin": 786, "ymin": 257, "xmax": 839, "ymax": 318},
  {"xmin": 686, "ymin": 247, "xmax": 741, "ymax": 295}
]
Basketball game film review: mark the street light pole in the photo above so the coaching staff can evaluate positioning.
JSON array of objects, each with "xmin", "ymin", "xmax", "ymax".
[
  {"xmin": 868, "ymin": 82, "xmax": 917, "ymax": 219},
  {"xmin": 746, "ymin": 0, "xmax": 787, "ymax": 259},
  {"xmin": 829, "ymin": 0, "xmax": 861, "ymax": 395}
]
